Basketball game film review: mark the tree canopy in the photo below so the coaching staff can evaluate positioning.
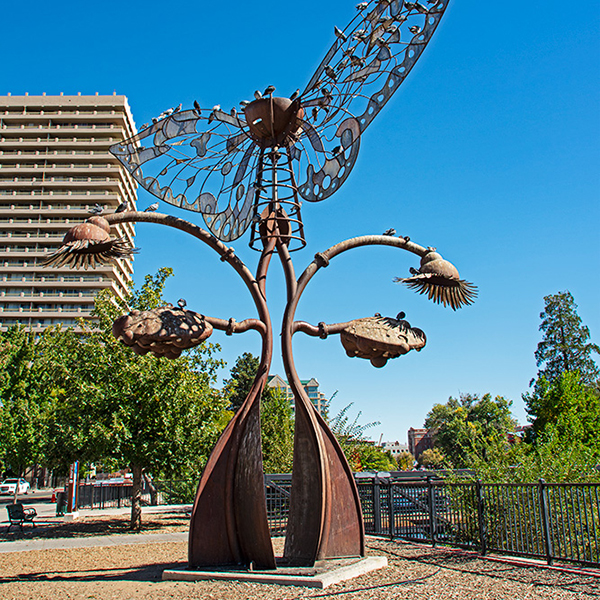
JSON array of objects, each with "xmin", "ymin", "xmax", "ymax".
[
  {"xmin": 534, "ymin": 291, "xmax": 599, "ymax": 386},
  {"xmin": 424, "ymin": 393, "xmax": 516, "ymax": 468},
  {"xmin": 328, "ymin": 403, "xmax": 396, "ymax": 472},
  {"xmin": 0, "ymin": 268, "xmax": 230, "ymax": 529},
  {"xmin": 0, "ymin": 327, "xmax": 51, "ymax": 476}
]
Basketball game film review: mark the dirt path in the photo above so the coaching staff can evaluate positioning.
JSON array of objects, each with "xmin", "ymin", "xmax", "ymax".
[{"xmin": 0, "ymin": 533, "xmax": 596, "ymax": 600}]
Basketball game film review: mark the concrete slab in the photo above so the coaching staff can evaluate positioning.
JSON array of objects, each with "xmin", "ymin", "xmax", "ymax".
[{"xmin": 162, "ymin": 556, "xmax": 388, "ymax": 588}]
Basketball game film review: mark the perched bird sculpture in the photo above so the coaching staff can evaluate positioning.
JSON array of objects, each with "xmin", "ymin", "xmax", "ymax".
[{"xmin": 396, "ymin": 251, "xmax": 477, "ymax": 310}]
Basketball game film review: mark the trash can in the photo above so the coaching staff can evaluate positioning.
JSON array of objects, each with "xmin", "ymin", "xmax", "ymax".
[{"xmin": 56, "ymin": 491, "xmax": 67, "ymax": 516}]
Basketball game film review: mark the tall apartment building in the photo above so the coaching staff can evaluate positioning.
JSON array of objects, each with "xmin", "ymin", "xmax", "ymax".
[
  {"xmin": 0, "ymin": 93, "xmax": 138, "ymax": 331},
  {"xmin": 267, "ymin": 374, "xmax": 329, "ymax": 416}
]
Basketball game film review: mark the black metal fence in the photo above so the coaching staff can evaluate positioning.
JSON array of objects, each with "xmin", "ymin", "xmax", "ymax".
[
  {"xmin": 77, "ymin": 479, "xmax": 197, "ymax": 509},
  {"xmin": 76, "ymin": 473, "xmax": 599, "ymax": 567},
  {"xmin": 356, "ymin": 475, "xmax": 600, "ymax": 567}
]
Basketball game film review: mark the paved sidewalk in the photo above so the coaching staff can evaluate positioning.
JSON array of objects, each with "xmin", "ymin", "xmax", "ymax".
[
  {"xmin": 0, "ymin": 530, "xmax": 187, "ymax": 553},
  {"xmin": 0, "ymin": 502, "xmax": 191, "ymax": 553}
]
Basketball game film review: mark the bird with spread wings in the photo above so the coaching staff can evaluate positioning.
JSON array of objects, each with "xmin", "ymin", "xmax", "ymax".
[{"xmin": 110, "ymin": 1, "xmax": 449, "ymax": 246}]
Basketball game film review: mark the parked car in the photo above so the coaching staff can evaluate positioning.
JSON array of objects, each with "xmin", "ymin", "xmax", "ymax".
[{"xmin": 0, "ymin": 478, "xmax": 30, "ymax": 495}]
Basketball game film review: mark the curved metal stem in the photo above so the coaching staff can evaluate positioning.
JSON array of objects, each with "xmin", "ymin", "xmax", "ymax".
[
  {"xmin": 278, "ymin": 233, "xmax": 435, "ymax": 565},
  {"xmin": 205, "ymin": 316, "xmax": 266, "ymax": 337},
  {"xmin": 106, "ymin": 211, "xmax": 266, "ymax": 308},
  {"xmin": 106, "ymin": 211, "xmax": 276, "ymax": 569}
]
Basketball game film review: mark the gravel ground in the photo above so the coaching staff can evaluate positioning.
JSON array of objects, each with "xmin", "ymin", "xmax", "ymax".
[{"xmin": 0, "ymin": 515, "xmax": 597, "ymax": 599}]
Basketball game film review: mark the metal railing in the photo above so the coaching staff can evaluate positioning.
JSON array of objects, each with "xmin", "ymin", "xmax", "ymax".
[
  {"xmin": 355, "ymin": 475, "xmax": 600, "ymax": 567},
  {"xmin": 76, "ymin": 474, "xmax": 599, "ymax": 566}
]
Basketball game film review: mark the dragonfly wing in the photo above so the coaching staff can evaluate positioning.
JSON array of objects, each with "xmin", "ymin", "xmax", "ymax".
[
  {"xmin": 110, "ymin": 108, "xmax": 260, "ymax": 241},
  {"xmin": 296, "ymin": 0, "xmax": 449, "ymax": 201}
]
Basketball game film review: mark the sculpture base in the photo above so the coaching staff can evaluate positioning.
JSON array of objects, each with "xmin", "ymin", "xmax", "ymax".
[{"xmin": 162, "ymin": 556, "xmax": 387, "ymax": 589}]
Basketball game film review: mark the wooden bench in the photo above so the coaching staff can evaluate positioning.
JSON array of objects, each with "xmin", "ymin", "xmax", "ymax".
[{"xmin": 6, "ymin": 503, "xmax": 37, "ymax": 532}]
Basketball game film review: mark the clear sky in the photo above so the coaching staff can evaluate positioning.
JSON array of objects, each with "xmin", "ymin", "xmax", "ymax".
[{"xmin": 3, "ymin": 1, "xmax": 599, "ymax": 444}]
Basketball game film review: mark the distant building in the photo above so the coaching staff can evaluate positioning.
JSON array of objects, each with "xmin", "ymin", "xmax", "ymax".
[
  {"xmin": 267, "ymin": 374, "xmax": 328, "ymax": 416},
  {"xmin": 0, "ymin": 93, "xmax": 137, "ymax": 331},
  {"xmin": 408, "ymin": 427, "xmax": 434, "ymax": 460},
  {"xmin": 507, "ymin": 424, "xmax": 531, "ymax": 444},
  {"xmin": 381, "ymin": 440, "xmax": 409, "ymax": 460}
]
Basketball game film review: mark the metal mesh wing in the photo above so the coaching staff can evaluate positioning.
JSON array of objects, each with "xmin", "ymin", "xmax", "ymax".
[
  {"xmin": 295, "ymin": 0, "xmax": 449, "ymax": 202},
  {"xmin": 110, "ymin": 108, "xmax": 260, "ymax": 241}
]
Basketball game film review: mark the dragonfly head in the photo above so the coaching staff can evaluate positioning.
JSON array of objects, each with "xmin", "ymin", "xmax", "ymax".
[{"xmin": 244, "ymin": 97, "xmax": 304, "ymax": 146}]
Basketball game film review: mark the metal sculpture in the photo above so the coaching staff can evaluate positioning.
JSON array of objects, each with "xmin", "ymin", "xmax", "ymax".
[
  {"xmin": 110, "ymin": 0, "xmax": 449, "ymax": 248},
  {"xmin": 44, "ymin": 0, "xmax": 473, "ymax": 572},
  {"xmin": 112, "ymin": 306, "xmax": 213, "ymax": 359}
]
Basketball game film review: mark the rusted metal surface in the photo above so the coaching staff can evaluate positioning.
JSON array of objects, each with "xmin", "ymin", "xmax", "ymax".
[
  {"xmin": 101, "ymin": 211, "xmax": 277, "ymax": 570},
  {"xmin": 188, "ymin": 377, "xmax": 276, "ymax": 569},
  {"xmin": 396, "ymin": 250, "xmax": 478, "ymax": 310},
  {"xmin": 108, "ymin": 1, "xmax": 450, "ymax": 244},
  {"xmin": 41, "ymin": 216, "xmax": 137, "ymax": 269},
  {"xmin": 279, "ymin": 234, "xmax": 364, "ymax": 565},
  {"xmin": 112, "ymin": 306, "xmax": 213, "ymax": 359},
  {"xmin": 340, "ymin": 314, "xmax": 426, "ymax": 367},
  {"xmin": 40, "ymin": 1, "xmax": 477, "ymax": 575}
]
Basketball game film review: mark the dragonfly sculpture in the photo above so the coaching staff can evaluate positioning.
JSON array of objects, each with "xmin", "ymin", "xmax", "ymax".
[
  {"xmin": 44, "ymin": 0, "xmax": 477, "ymax": 574},
  {"xmin": 111, "ymin": 1, "xmax": 449, "ymax": 244}
]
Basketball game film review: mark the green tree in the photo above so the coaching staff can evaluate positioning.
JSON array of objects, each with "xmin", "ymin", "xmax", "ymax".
[
  {"xmin": 425, "ymin": 393, "xmax": 516, "ymax": 468},
  {"xmin": 464, "ymin": 426, "xmax": 600, "ymax": 484},
  {"xmin": 396, "ymin": 451, "xmax": 415, "ymax": 471},
  {"xmin": 353, "ymin": 443, "xmax": 397, "ymax": 472},
  {"xmin": 261, "ymin": 389, "xmax": 294, "ymax": 473},
  {"xmin": 524, "ymin": 371, "xmax": 600, "ymax": 451},
  {"xmin": 224, "ymin": 352, "xmax": 266, "ymax": 412},
  {"xmin": 533, "ymin": 291, "xmax": 599, "ymax": 386},
  {"xmin": 328, "ymin": 403, "xmax": 393, "ymax": 471},
  {"xmin": 418, "ymin": 448, "xmax": 446, "ymax": 469},
  {"xmin": 0, "ymin": 327, "xmax": 51, "ymax": 478},
  {"xmin": 223, "ymin": 353, "xmax": 295, "ymax": 472},
  {"xmin": 43, "ymin": 268, "xmax": 228, "ymax": 530}
]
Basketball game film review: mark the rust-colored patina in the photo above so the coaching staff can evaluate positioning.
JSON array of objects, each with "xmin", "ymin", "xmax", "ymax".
[
  {"xmin": 112, "ymin": 306, "xmax": 213, "ymax": 359},
  {"xmin": 340, "ymin": 314, "xmax": 426, "ymax": 367},
  {"xmin": 244, "ymin": 97, "xmax": 304, "ymax": 146},
  {"xmin": 41, "ymin": 216, "xmax": 137, "ymax": 269},
  {"xmin": 41, "ymin": 0, "xmax": 471, "ymax": 575},
  {"xmin": 397, "ymin": 251, "xmax": 478, "ymax": 310}
]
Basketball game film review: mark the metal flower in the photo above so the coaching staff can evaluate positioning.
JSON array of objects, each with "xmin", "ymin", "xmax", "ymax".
[
  {"xmin": 41, "ymin": 216, "xmax": 138, "ymax": 269},
  {"xmin": 396, "ymin": 251, "xmax": 478, "ymax": 310},
  {"xmin": 340, "ymin": 313, "xmax": 426, "ymax": 367},
  {"xmin": 112, "ymin": 305, "xmax": 213, "ymax": 359},
  {"xmin": 109, "ymin": 1, "xmax": 450, "ymax": 249}
]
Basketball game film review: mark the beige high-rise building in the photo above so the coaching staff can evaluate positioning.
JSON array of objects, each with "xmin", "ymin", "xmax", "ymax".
[{"xmin": 0, "ymin": 93, "xmax": 138, "ymax": 331}]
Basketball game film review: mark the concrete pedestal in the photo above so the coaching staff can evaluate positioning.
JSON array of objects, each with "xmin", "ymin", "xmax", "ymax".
[{"xmin": 163, "ymin": 556, "xmax": 387, "ymax": 589}]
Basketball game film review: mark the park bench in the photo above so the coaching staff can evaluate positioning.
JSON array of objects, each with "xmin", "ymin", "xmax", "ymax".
[{"xmin": 6, "ymin": 503, "xmax": 37, "ymax": 532}]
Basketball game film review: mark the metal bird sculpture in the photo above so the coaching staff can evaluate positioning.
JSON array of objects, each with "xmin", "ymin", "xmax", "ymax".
[
  {"xmin": 110, "ymin": 1, "xmax": 450, "ymax": 249},
  {"xmin": 395, "ymin": 251, "xmax": 478, "ymax": 310}
]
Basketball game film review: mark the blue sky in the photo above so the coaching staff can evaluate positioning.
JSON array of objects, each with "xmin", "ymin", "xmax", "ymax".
[{"xmin": 3, "ymin": 1, "xmax": 599, "ymax": 444}]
